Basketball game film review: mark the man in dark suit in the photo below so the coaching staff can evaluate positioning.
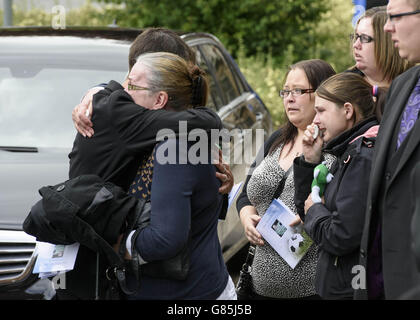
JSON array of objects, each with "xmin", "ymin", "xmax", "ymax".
[{"xmin": 356, "ymin": 0, "xmax": 420, "ymax": 299}]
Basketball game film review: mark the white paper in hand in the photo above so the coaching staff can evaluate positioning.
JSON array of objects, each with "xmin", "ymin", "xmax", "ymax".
[
  {"xmin": 256, "ymin": 199, "xmax": 312, "ymax": 269},
  {"xmin": 228, "ymin": 181, "xmax": 243, "ymax": 210},
  {"xmin": 312, "ymin": 124, "xmax": 319, "ymax": 139},
  {"xmin": 33, "ymin": 242, "xmax": 80, "ymax": 275}
]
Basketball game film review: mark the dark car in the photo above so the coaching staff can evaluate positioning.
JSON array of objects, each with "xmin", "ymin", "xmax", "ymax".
[{"xmin": 0, "ymin": 27, "xmax": 272, "ymax": 299}]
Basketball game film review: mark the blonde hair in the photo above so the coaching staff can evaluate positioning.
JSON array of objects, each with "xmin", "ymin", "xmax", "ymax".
[
  {"xmin": 136, "ymin": 52, "xmax": 208, "ymax": 110},
  {"xmin": 354, "ymin": 7, "xmax": 415, "ymax": 83}
]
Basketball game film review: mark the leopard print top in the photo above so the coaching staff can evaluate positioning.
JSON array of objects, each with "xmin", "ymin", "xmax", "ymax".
[{"xmin": 247, "ymin": 144, "xmax": 335, "ymax": 298}]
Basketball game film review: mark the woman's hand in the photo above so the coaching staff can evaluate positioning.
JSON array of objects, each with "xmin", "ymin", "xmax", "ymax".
[
  {"xmin": 304, "ymin": 193, "xmax": 324, "ymax": 214},
  {"xmin": 112, "ymin": 234, "xmax": 132, "ymax": 260},
  {"xmin": 239, "ymin": 206, "xmax": 264, "ymax": 246},
  {"xmin": 302, "ymin": 124, "xmax": 324, "ymax": 164},
  {"xmin": 304, "ymin": 194, "xmax": 314, "ymax": 214},
  {"xmin": 72, "ymin": 87, "xmax": 102, "ymax": 138},
  {"xmin": 289, "ymin": 214, "xmax": 303, "ymax": 227}
]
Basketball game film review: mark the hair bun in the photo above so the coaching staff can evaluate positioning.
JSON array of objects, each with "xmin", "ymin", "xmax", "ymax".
[{"xmin": 191, "ymin": 64, "xmax": 204, "ymax": 77}]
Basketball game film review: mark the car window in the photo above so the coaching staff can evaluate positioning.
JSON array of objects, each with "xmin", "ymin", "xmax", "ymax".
[
  {"xmin": 0, "ymin": 64, "xmax": 127, "ymax": 148},
  {"xmin": 199, "ymin": 44, "xmax": 241, "ymax": 104},
  {"xmin": 189, "ymin": 46, "xmax": 221, "ymax": 111}
]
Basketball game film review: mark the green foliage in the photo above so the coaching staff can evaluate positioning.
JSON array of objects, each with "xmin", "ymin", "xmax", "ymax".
[
  {"xmin": 0, "ymin": 2, "xmax": 118, "ymax": 27},
  {"xmin": 236, "ymin": 0, "xmax": 354, "ymax": 127},
  {"xmin": 237, "ymin": 49, "xmax": 288, "ymax": 128},
  {"xmin": 2, "ymin": 0, "xmax": 355, "ymax": 127},
  {"xmin": 98, "ymin": 0, "xmax": 354, "ymax": 127},
  {"xmin": 12, "ymin": 8, "xmax": 50, "ymax": 26},
  {"xmin": 101, "ymin": 0, "xmax": 330, "ymax": 66},
  {"xmin": 310, "ymin": 0, "xmax": 354, "ymax": 73}
]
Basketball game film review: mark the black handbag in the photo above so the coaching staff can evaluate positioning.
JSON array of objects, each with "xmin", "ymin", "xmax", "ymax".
[
  {"xmin": 235, "ymin": 166, "xmax": 292, "ymax": 299},
  {"xmin": 236, "ymin": 244, "xmax": 256, "ymax": 300},
  {"xmin": 129, "ymin": 201, "xmax": 190, "ymax": 282}
]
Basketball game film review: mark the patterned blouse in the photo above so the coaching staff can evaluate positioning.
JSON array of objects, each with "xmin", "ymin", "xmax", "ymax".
[
  {"xmin": 129, "ymin": 152, "xmax": 154, "ymax": 201},
  {"xmin": 247, "ymin": 144, "xmax": 334, "ymax": 298}
]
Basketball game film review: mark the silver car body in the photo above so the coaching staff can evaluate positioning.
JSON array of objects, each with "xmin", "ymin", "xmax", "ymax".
[{"xmin": 0, "ymin": 27, "xmax": 272, "ymax": 298}]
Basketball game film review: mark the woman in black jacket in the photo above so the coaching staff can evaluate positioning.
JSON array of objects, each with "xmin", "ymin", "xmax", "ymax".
[{"xmin": 294, "ymin": 72, "xmax": 387, "ymax": 299}]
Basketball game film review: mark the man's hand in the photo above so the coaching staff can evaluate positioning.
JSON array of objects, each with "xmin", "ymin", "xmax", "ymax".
[
  {"xmin": 215, "ymin": 149, "xmax": 234, "ymax": 194},
  {"xmin": 112, "ymin": 234, "xmax": 132, "ymax": 260},
  {"xmin": 72, "ymin": 87, "xmax": 102, "ymax": 138}
]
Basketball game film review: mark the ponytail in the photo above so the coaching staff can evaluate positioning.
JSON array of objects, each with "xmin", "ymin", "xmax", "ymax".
[
  {"xmin": 190, "ymin": 65, "xmax": 208, "ymax": 107},
  {"xmin": 136, "ymin": 52, "xmax": 208, "ymax": 111}
]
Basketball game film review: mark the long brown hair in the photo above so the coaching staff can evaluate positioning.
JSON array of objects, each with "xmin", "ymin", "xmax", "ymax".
[
  {"xmin": 316, "ymin": 72, "xmax": 387, "ymax": 123},
  {"xmin": 269, "ymin": 59, "xmax": 336, "ymax": 154},
  {"xmin": 352, "ymin": 6, "xmax": 414, "ymax": 83}
]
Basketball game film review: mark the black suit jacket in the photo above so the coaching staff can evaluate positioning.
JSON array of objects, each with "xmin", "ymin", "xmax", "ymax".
[
  {"xmin": 69, "ymin": 81, "xmax": 223, "ymax": 190},
  {"xmin": 356, "ymin": 66, "xmax": 420, "ymax": 299}
]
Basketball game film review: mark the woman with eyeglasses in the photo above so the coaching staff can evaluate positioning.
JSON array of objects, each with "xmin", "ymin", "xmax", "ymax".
[
  {"xmin": 349, "ymin": 6, "xmax": 413, "ymax": 119},
  {"xmin": 68, "ymin": 52, "xmax": 235, "ymax": 300},
  {"xmin": 122, "ymin": 53, "xmax": 233, "ymax": 300},
  {"xmin": 236, "ymin": 59, "xmax": 336, "ymax": 300}
]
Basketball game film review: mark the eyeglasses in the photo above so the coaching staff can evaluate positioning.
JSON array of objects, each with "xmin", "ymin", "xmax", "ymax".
[
  {"xmin": 127, "ymin": 83, "xmax": 151, "ymax": 91},
  {"xmin": 388, "ymin": 9, "xmax": 420, "ymax": 22},
  {"xmin": 279, "ymin": 88, "xmax": 315, "ymax": 98},
  {"xmin": 350, "ymin": 33, "xmax": 374, "ymax": 44}
]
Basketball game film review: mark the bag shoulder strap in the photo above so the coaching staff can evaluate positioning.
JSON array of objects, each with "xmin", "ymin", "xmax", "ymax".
[
  {"xmin": 340, "ymin": 136, "xmax": 376, "ymax": 166},
  {"xmin": 244, "ymin": 166, "xmax": 293, "ymax": 267},
  {"xmin": 242, "ymin": 244, "xmax": 256, "ymax": 272},
  {"xmin": 272, "ymin": 165, "xmax": 293, "ymax": 200}
]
